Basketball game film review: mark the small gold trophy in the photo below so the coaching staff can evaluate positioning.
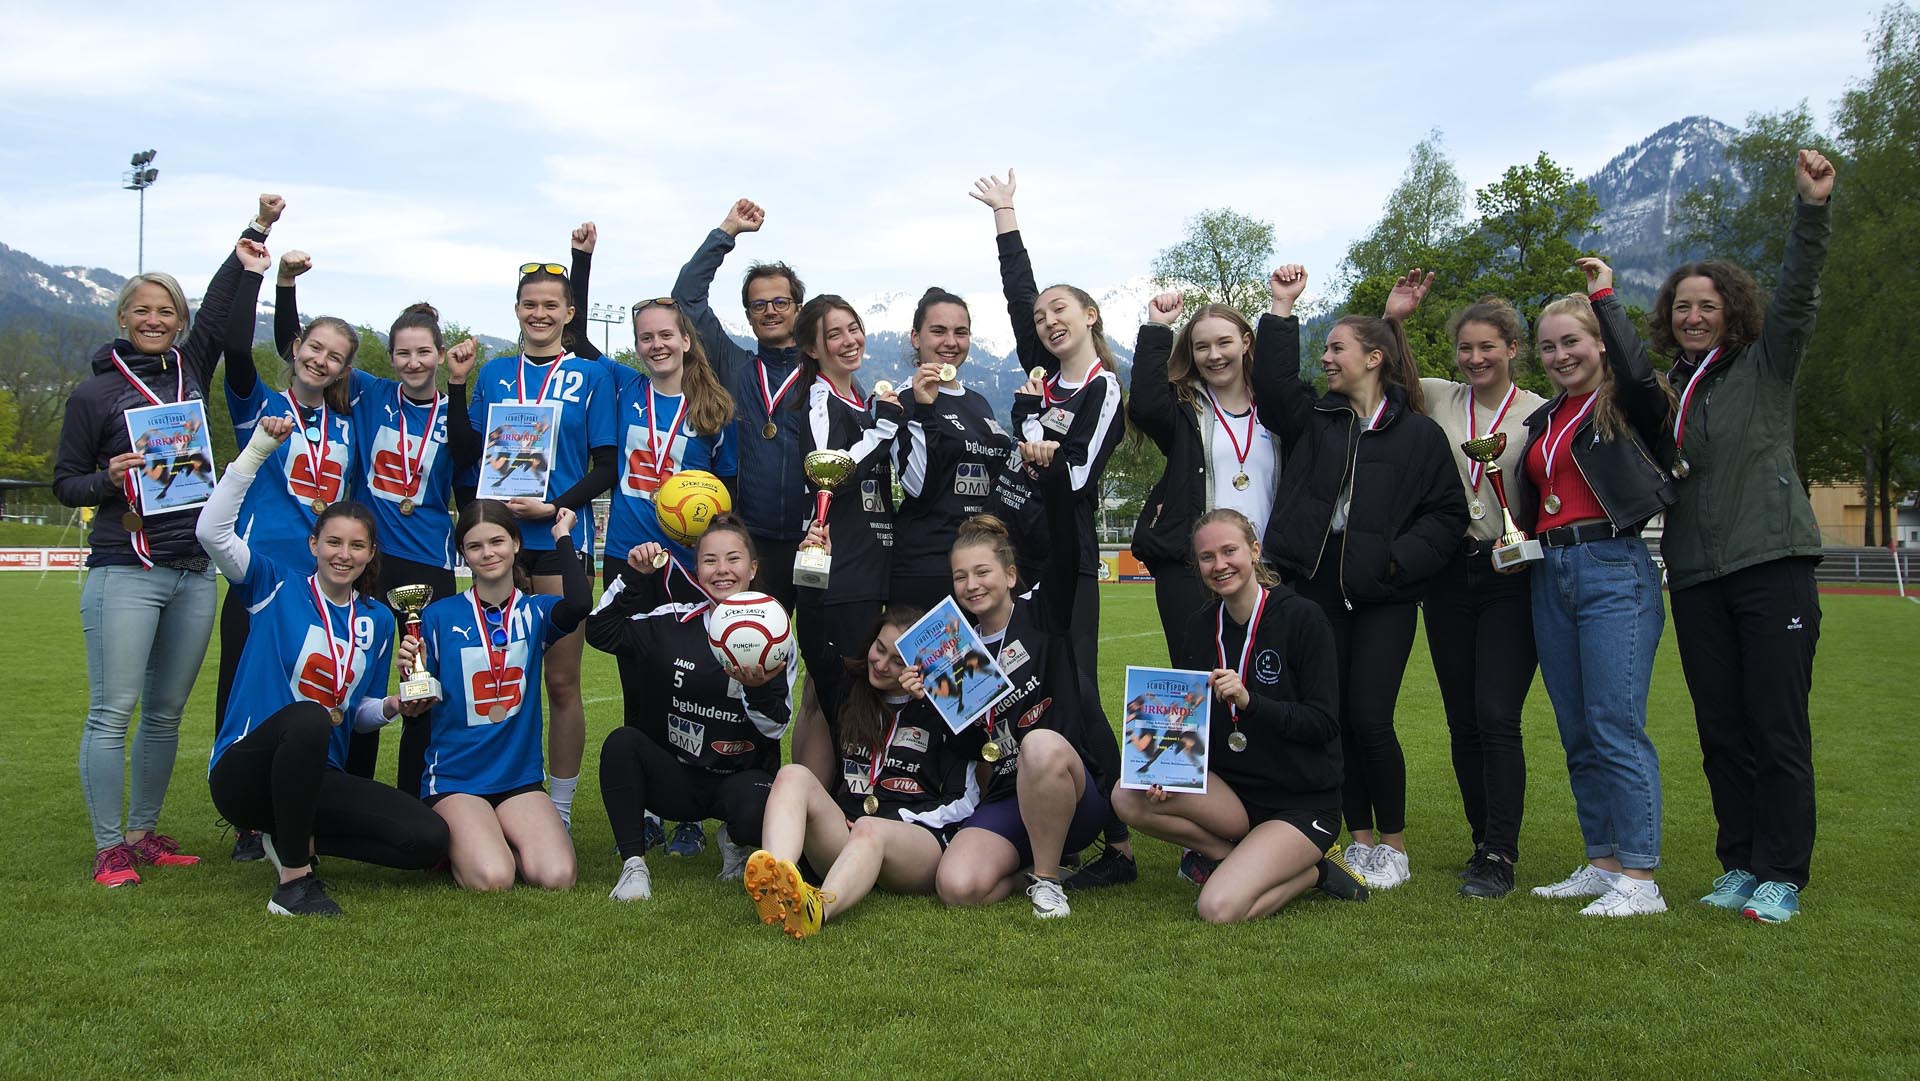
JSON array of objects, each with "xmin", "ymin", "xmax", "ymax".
[
  {"xmin": 387, "ymin": 584, "xmax": 443, "ymax": 703},
  {"xmin": 1459, "ymin": 433, "xmax": 1543, "ymax": 571},
  {"xmin": 792, "ymin": 449, "xmax": 856, "ymax": 589}
]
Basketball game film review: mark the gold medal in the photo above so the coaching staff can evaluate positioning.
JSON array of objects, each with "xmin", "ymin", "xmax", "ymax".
[
  {"xmin": 1227, "ymin": 730, "xmax": 1248, "ymax": 753},
  {"xmin": 651, "ymin": 550, "xmax": 670, "ymax": 569},
  {"xmin": 1544, "ymin": 494, "xmax": 1562, "ymax": 515},
  {"xmin": 1232, "ymin": 472, "xmax": 1250, "ymax": 491},
  {"xmin": 862, "ymin": 794, "xmax": 879, "ymax": 816},
  {"xmin": 399, "ymin": 497, "xmax": 416, "ymax": 516},
  {"xmin": 1672, "ymin": 458, "xmax": 1691, "ymax": 479},
  {"xmin": 310, "ymin": 498, "xmax": 328, "ymax": 515},
  {"xmin": 937, "ymin": 363, "xmax": 957, "ymax": 382},
  {"xmin": 1027, "ymin": 367, "xmax": 1046, "ymax": 382},
  {"xmin": 487, "ymin": 704, "xmax": 508, "ymax": 724},
  {"xmin": 1469, "ymin": 498, "xmax": 1486, "ymax": 520},
  {"xmin": 762, "ymin": 421, "xmax": 778, "ymax": 440},
  {"xmin": 873, "ymin": 380, "xmax": 894, "ymax": 397},
  {"xmin": 328, "ymin": 706, "xmax": 344, "ymax": 727},
  {"xmin": 121, "ymin": 512, "xmax": 143, "ymax": 532},
  {"xmin": 980, "ymin": 740, "xmax": 1003, "ymax": 763}
]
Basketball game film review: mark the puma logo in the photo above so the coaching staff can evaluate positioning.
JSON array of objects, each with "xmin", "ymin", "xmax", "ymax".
[{"xmin": 452, "ymin": 625, "xmax": 473, "ymax": 641}]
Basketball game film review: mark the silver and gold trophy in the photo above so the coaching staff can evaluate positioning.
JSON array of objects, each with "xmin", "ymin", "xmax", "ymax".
[
  {"xmin": 1459, "ymin": 433, "xmax": 1543, "ymax": 571},
  {"xmin": 792, "ymin": 449, "xmax": 856, "ymax": 589},
  {"xmin": 387, "ymin": 584, "xmax": 443, "ymax": 703}
]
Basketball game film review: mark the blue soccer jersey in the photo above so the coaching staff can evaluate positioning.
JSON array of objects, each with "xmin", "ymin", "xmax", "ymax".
[
  {"xmin": 468, "ymin": 352, "xmax": 614, "ymax": 552},
  {"xmin": 229, "ymin": 381, "xmax": 355, "ymax": 569},
  {"xmin": 347, "ymin": 370, "xmax": 456, "ymax": 570},
  {"xmin": 416, "ymin": 589, "xmax": 568, "ymax": 798},
  {"xmin": 601, "ymin": 362, "xmax": 737, "ymax": 568},
  {"xmin": 209, "ymin": 553, "xmax": 395, "ymax": 773}
]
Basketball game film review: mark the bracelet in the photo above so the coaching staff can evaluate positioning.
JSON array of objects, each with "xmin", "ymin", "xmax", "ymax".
[
  {"xmin": 1588, "ymin": 287, "xmax": 1615, "ymax": 302},
  {"xmin": 249, "ymin": 218, "xmax": 273, "ymax": 235},
  {"xmin": 992, "ymin": 205, "xmax": 1015, "ymax": 212}
]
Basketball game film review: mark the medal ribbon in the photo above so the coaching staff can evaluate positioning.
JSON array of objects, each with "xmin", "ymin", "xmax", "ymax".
[
  {"xmin": 1363, "ymin": 396, "xmax": 1389, "ymax": 431},
  {"xmin": 1672, "ymin": 346, "xmax": 1722, "ymax": 452},
  {"xmin": 1215, "ymin": 588, "xmax": 1269, "ymax": 725},
  {"xmin": 394, "ymin": 385, "xmax": 441, "ymax": 498},
  {"xmin": 1203, "ymin": 388, "xmax": 1256, "ymax": 474},
  {"xmin": 818, "ymin": 374, "xmax": 865, "ymax": 411},
  {"xmin": 757, "ymin": 357, "xmax": 803, "ymax": 417},
  {"xmin": 516, "ymin": 353, "xmax": 567, "ymax": 404},
  {"xmin": 469, "ymin": 588, "xmax": 517, "ymax": 708},
  {"xmin": 1043, "ymin": 361, "xmax": 1104, "ymax": 408},
  {"xmin": 307, "ymin": 577, "xmax": 358, "ymax": 710},
  {"xmin": 866, "ymin": 707, "xmax": 904, "ymax": 802},
  {"xmin": 1465, "ymin": 384, "xmax": 1519, "ymax": 492},
  {"xmin": 645, "ymin": 384, "xmax": 688, "ymax": 482},
  {"xmin": 1541, "ymin": 392, "xmax": 1598, "ymax": 490},
  {"xmin": 284, "ymin": 391, "xmax": 332, "ymax": 510},
  {"xmin": 109, "ymin": 351, "xmax": 183, "ymax": 570}
]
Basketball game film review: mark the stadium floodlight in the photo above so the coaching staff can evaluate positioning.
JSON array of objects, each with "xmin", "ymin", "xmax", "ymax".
[
  {"xmin": 122, "ymin": 149, "xmax": 160, "ymax": 273},
  {"xmin": 587, "ymin": 302, "xmax": 626, "ymax": 352}
]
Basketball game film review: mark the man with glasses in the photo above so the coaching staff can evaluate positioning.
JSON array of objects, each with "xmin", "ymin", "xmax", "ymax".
[{"xmin": 670, "ymin": 198, "xmax": 809, "ymax": 610}]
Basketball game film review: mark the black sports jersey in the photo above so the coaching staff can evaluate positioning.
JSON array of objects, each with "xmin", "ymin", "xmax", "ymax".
[
  {"xmin": 892, "ymin": 386, "xmax": 1014, "ymax": 578},
  {"xmin": 584, "ymin": 577, "xmax": 794, "ymax": 773},
  {"xmin": 800, "ymin": 378, "xmax": 901, "ymax": 605},
  {"xmin": 814, "ymin": 662, "xmax": 979, "ymax": 829},
  {"xmin": 1174, "ymin": 587, "xmax": 1342, "ymax": 812}
]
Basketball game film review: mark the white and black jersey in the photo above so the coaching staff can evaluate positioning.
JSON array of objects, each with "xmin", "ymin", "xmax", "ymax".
[
  {"xmin": 892, "ymin": 386, "xmax": 1015, "ymax": 579},
  {"xmin": 815, "ymin": 662, "xmax": 979, "ymax": 829},
  {"xmin": 584, "ymin": 576, "xmax": 794, "ymax": 774},
  {"xmin": 801, "ymin": 378, "xmax": 902, "ymax": 605}
]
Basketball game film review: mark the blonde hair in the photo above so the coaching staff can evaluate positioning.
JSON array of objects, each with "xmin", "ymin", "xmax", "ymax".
[
  {"xmin": 1536, "ymin": 294, "xmax": 1676, "ymax": 441},
  {"xmin": 1191, "ymin": 508, "xmax": 1280, "ymax": 587},
  {"xmin": 633, "ymin": 302, "xmax": 735, "ymax": 436},
  {"xmin": 1167, "ymin": 304, "xmax": 1254, "ymax": 408},
  {"xmin": 113, "ymin": 273, "xmax": 191, "ymax": 347}
]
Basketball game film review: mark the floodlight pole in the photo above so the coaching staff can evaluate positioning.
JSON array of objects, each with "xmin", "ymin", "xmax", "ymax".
[
  {"xmin": 588, "ymin": 302, "xmax": 625, "ymax": 353},
  {"xmin": 124, "ymin": 149, "xmax": 159, "ymax": 274}
]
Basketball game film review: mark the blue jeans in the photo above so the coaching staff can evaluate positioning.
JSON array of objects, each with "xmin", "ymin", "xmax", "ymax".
[
  {"xmin": 1531, "ymin": 537, "xmax": 1664, "ymax": 870},
  {"xmin": 79, "ymin": 563, "xmax": 217, "ymax": 851}
]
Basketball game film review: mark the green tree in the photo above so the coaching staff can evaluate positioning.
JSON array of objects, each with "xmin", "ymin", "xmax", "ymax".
[
  {"xmin": 1151, "ymin": 208, "xmax": 1276, "ymax": 318},
  {"xmin": 1670, "ymin": 104, "xmax": 1833, "ymax": 281},
  {"xmin": 0, "ymin": 328, "xmax": 89, "ymax": 465},
  {"xmin": 1469, "ymin": 152, "xmax": 1600, "ymax": 321},
  {"xmin": 0, "ymin": 390, "xmax": 48, "ymax": 478}
]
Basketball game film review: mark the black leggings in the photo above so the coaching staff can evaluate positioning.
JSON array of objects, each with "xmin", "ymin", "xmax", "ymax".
[
  {"xmin": 208, "ymin": 702, "xmax": 449, "ymax": 871},
  {"xmin": 1296, "ymin": 561, "xmax": 1417, "ymax": 836},
  {"xmin": 598, "ymin": 726, "xmax": 772, "ymax": 859},
  {"xmin": 602, "ymin": 556, "xmax": 669, "ymax": 734},
  {"xmin": 1421, "ymin": 550, "xmax": 1536, "ymax": 861},
  {"xmin": 347, "ymin": 555, "xmax": 459, "ymax": 787},
  {"xmin": 1148, "ymin": 560, "xmax": 1211, "ymax": 663},
  {"xmin": 215, "ymin": 586, "xmax": 249, "ymax": 738}
]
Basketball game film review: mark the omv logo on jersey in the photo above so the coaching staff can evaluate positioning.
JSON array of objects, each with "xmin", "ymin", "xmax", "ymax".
[
  {"xmin": 668, "ymin": 716, "xmax": 705, "ymax": 757},
  {"xmin": 461, "ymin": 641, "xmax": 528, "ymax": 725}
]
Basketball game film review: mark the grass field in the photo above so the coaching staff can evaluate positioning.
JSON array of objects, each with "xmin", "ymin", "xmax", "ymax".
[{"xmin": 4, "ymin": 572, "xmax": 1916, "ymax": 1080}]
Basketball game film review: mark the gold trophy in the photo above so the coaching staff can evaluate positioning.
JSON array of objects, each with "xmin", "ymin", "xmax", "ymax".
[
  {"xmin": 387, "ymin": 584, "xmax": 443, "ymax": 703},
  {"xmin": 792, "ymin": 449, "xmax": 856, "ymax": 589},
  {"xmin": 1459, "ymin": 434, "xmax": 1543, "ymax": 571}
]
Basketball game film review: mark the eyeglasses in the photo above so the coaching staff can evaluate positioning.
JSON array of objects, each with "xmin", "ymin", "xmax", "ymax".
[
  {"xmin": 631, "ymin": 297, "xmax": 677, "ymax": 315},
  {"xmin": 746, "ymin": 297, "xmax": 794, "ymax": 314},
  {"xmin": 518, "ymin": 262, "xmax": 567, "ymax": 277}
]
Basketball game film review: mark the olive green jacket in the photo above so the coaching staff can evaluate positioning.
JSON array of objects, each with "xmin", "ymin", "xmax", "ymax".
[{"xmin": 1660, "ymin": 198, "xmax": 1831, "ymax": 590}]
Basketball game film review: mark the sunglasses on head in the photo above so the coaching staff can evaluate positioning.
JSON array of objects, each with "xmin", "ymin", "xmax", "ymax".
[
  {"xmin": 631, "ymin": 297, "xmax": 677, "ymax": 315},
  {"xmin": 518, "ymin": 262, "xmax": 567, "ymax": 277}
]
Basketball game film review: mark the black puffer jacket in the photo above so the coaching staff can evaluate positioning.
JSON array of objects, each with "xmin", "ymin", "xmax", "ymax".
[
  {"xmin": 52, "ymin": 231, "xmax": 259, "ymax": 567},
  {"xmin": 1251, "ymin": 313, "xmax": 1467, "ymax": 606},
  {"xmin": 1510, "ymin": 292, "xmax": 1677, "ymax": 535}
]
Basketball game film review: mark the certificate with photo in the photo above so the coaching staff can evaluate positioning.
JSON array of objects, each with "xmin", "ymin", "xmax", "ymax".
[
  {"xmin": 124, "ymin": 400, "xmax": 218, "ymax": 515},
  {"xmin": 896, "ymin": 596, "xmax": 1016, "ymax": 735},
  {"xmin": 478, "ymin": 401, "xmax": 559, "ymax": 501},
  {"xmin": 1120, "ymin": 666, "xmax": 1213, "ymax": 794}
]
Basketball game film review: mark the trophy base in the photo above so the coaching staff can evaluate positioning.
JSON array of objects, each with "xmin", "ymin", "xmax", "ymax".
[
  {"xmin": 1491, "ymin": 538, "xmax": 1544, "ymax": 571},
  {"xmin": 792, "ymin": 548, "xmax": 831, "ymax": 590},
  {"xmin": 399, "ymin": 675, "xmax": 443, "ymax": 704}
]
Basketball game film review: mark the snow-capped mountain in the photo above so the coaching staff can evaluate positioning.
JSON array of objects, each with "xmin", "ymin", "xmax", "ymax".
[{"xmin": 1580, "ymin": 116, "xmax": 1744, "ymax": 302}]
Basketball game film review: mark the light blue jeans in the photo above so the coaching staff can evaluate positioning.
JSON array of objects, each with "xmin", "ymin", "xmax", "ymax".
[
  {"xmin": 1531, "ymin": 537, "xmax": 1664, "ymax": 870},
  {"xmin": 79, "ymin": 563, "xmax": 216, "ymax": 851}
]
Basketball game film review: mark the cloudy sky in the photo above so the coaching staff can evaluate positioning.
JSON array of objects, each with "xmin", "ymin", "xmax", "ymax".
[{"xmin": 0, "ymin": 1, "xmax": 1874, "ymax": 342}]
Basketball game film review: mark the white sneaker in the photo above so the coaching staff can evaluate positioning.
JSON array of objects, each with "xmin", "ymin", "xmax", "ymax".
[
  {"xmin": 609, "ymin": 855, "xmax": 652, "ymax": 901},
  {"xmin": 1365, "ymin": 846, "xmax": 1411, "ymax": 890},
  {"xmin": 1027, "ymin": 875, "xmax": 1071, "ymax": 919},
  {"xmin": 715, "ymin": 825, "xmax": 751, "ymax": 882},
  {"xmin": 1345, "ymin": 841, "xmax": 1377, "ymax": 880},
  {"xmin": 1579, "ymin": 877, "xmax": 1666, "ymax": 917},
  {"xmin": 1532, "ymin": 863, "xmax": 1619, "ymax": 899}
]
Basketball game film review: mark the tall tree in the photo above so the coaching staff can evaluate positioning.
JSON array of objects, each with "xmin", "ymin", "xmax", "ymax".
[
  {"xmin": 0, "ymin": 390, "xmax": 48, "ymax": 479},
  {"xmin": 1151, "ymin": 208, "xmax": 1276, "ymax": 318},
  {"xmin": 1339, "ymin": 131, "xmax": 1474, "ymax": 378},
  {"xmin": 1469, "ymin": 152, "xmax": 1600, "ymax": 320}
]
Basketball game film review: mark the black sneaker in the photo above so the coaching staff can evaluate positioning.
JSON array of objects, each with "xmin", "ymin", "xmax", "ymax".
[
  {"xmin": 1458, "ymin": 849, "xmax": 1515, "ymax": 899},
  {"xmin": 268, "ymin": 875, "xmax": 343, "ymax": 917},
  {"xmin": 231, "ymin": 829, "xmax": 265, "ymax": 862},
  {"xmin": 1063, "ymin": 844, "xmax": 1138, "ymax": 890},
  {"xmin": 1457, "ymin": 844, "xmax": 1487, "ymax": 879},
  {"xmin": 1316, "ymin": 845, "xmax": 1370, "ymax": 902}
]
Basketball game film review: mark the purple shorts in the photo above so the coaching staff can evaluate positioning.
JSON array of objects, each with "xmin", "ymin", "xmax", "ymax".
[{"xmin": 955, "ymin": 768, "xmax": 1109, "ymax": 867}]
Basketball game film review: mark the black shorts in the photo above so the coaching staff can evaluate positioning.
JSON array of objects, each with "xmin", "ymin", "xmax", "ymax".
[
  {"xmin": 424, "ymin": 781, "xmax": 546, "ymax": 809},
  {"xmin": 518, "ymin": 545, "xmax": 589, "ymax": 579},
  {"xmin": 1244, "ymin": 803, "xmax": 1340, "ymax": 851}
]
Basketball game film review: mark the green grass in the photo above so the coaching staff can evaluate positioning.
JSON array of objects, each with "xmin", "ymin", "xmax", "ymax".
[
  {"xmin": 4, "ymin": 574, "xmax": 1916, "ymax": 1079},
  {"xmin": 0, "ymin": 515, "xmax": 91, "ymax": 547}
]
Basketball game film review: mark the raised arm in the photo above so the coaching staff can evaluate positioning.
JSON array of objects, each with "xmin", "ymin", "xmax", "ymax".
[
  {"xmin": 969, "ymin": 170, "xmax": 1051, "ymax": 376},
  {"xmin": 548, "ymin": 509, "xmax": 591, "ymax": 632},
  {"xmin": 222, "ymin": 239, "xmax": 273, "ymax": 406},
  {"xmin": 182, "ymin": 194, "xmax": 278, "ymax": 386},
  {"xmin": 1757, "ymin": 149, "xmax": 1836, "ymax": 383},
  {"xmin": 670, "ymin": 200, "xmax": 762, "ymax": 383},
  {"xmin": 1251, "ymin": 265, "xmax": 1314, "ymax": 446},
  {"xmin": 196, "ymin": 414, "xmax": 293, "ymax": 582},
  {"xmin": 443, "ymin": 338, "xmax": 482, "ymax": 468},
  {"xmin": 1578, "ymin": 257, "xmax": 1674, "ymax": 448},
  {"xmin": 273, "ymin": 247, "xmax": 310, "ymax": 360},
  {"xmin": 567, "ymin": 222, "xmax": 600, "ymax": 361},
  {"xmin": 1126, "ymin": 292, "xmax": 1182, "ymax": 450}
]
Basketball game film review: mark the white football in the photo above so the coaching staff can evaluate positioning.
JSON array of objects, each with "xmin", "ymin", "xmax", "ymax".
[{"xmin": 706, "ymin": 591, "xmax": 794, "ymax": 671}]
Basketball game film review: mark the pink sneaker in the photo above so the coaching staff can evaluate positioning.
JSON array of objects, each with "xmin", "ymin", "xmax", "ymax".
[
  {"xmin": 93, "ymin": 843, "xmax": 141, "ymax": 888},
  {"xmin": 131, "ymin": 834, "xmax": 201, "ymax": 868}
]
